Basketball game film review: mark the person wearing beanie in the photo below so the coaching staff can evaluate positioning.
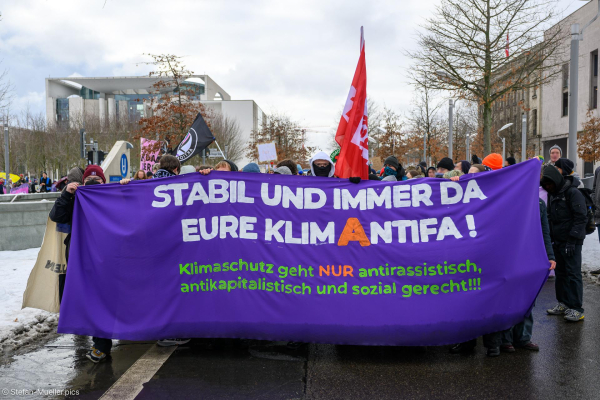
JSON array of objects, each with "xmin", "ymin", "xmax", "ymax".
[
  {"xmin": 549, "ymin": 144, "xmax": 562, "ymax": 165},
  {"xmin": 224, "ymin": 160, "xmax": 239, "ymax": 172},
  {"xmin": 454, "ymin": 161, "xmax": 471, "ymax": 175},
  {"xmin": 67, "ymin": 167, "xmax": 84, "ymax": 185},
  {"xmin": 82, "ymin": 165, "xmax": 106, "ymax": 184},
  {"xmin": 380, "ymin": 155, "xmax": 407, "ymax": 181},
  {"xmin": 437, "ymin": 157, "xmax": 455, "ymax": 174},
  {"xmin": 49, "ymin": 164, "xmax": 114, "ymax": 363},
  {"xmin": 482, "ymin": 153, "xmax": 503, "ymax": 171},
  {"xmin": 505, "ymin": 157, "xmax": 516, "ymax": 167},
  {"xmin": 276, "ymin": 159, "xmax": 298, "ymax": 175},
  {"xmin": 242, "ymin": 163, "xmax": 261, "ymax": 173},
  {"xmin": 274, "ymin": 166, "xmax": 292, "ymax": 175},
  {"xmin": 541, "ymin": 165, "xmax": 587, "ymax": 323},
  {"xmin": 179, "ymin": 165, "xmax": 196, "ymax": 175}
]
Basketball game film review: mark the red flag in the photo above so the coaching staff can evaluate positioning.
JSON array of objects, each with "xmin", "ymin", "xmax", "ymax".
[
  {"xmin": 505, "ymin": 32, "xmax": 509, "ymax": 58},
  {"xmin": 334, "ymin": 27, "xmax": 368, "ymax": 179}
]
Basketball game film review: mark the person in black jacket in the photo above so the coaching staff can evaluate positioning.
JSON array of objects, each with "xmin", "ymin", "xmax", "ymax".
[
  {"xmin": 40, "ymin": 172, "xmax": 51, "ymax": 192},
  {"xmin": 541, "ymin": 165, "xmax": 587, "ymax": 322},
  {"xmin": 49, "ymin": 164, "xmax": 114, "ymax": 363}
]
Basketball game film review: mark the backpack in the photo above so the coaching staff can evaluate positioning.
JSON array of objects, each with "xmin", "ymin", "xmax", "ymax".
[{"xmin": 578, "ymin": 187, "xmax": 597, "ymax": 235}]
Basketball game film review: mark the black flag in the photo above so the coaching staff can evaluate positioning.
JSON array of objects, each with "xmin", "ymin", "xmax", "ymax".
[{"xmin": 170, "ymin": 112, "xmax": 215, "ymax": 162}]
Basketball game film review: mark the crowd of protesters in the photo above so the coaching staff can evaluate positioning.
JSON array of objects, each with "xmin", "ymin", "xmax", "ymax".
[{"xmin": 44, "ymin": 143, "xmax": 600, "ymax": 363}]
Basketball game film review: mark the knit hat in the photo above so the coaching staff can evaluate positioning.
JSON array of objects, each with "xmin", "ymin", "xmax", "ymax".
[
  {"xmin": 180, "ymin": 165, "xmax": 196, "ymax": 175},
  {"xmin": 482, "ymin": 153, "xmax": 503, "ymax": 171},
  {"xmin": 224, "ymin": 160, "xmax": 239, "ymax": 172},
  {"xmin": 549, "ymin": 144, "xmax": 562, "ymax": 156},
  {"xmin": 274, "ymin": 166, "xmax": 292, "ymax": 175},
  {"xmin": 67, "ymin": 167, "xmax": 84, "ymax": 185},
  {"xmin": 437, "ymin": 157, "xmax": 455, "ymax": 171},
  {"xmin": 555, "ymin": 158, "xmax": 574, "ymax": 175},
  {"xmin": 242, "ymin": 163, "xmax": 261, "ymax": 173},
  {"xmin": 82, "ymin": 165, "xmax": 106, "ymax": 183},
  {"xmin": 506, "ymin": 157, "xmax": 516, "ymax": 166},
  {"xmin": 383, "ymin": 156, "xmax": 400, "ymax": 170},
  {"xmin": 458, "ymin": 160, "xmax": 471, "ymax": 174}
]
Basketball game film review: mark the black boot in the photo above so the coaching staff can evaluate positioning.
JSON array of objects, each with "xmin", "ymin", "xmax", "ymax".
[{"xmin": 449, "ymin": 339, "xmax": 476, "ymax": 354}]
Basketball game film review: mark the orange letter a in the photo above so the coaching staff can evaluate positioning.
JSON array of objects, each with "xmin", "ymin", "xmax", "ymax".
[{"xmin": 337, "ymin": 218, "xmax": 371, "ymax": 247}]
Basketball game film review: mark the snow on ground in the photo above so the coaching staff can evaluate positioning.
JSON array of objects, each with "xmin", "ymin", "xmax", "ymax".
[
  {"xmin": 582, "ymin": 233, "xmax": 600, "ymax": 276},
  {"xmin": 0, "ymin": 248, "xmax": 56, "ymax": 356}
]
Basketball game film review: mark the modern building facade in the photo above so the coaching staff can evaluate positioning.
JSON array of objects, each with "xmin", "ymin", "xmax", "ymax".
[
  {"xmin": 45, "ymin": 75, "xmax": 263, "ymax": 165},
  {"xmin": 541, "ymin": 0, "xmax": 599, "ymax": 176}
]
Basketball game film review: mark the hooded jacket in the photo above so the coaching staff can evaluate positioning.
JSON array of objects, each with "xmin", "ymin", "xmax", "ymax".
[
  {"xmin": 542, "ymin": 166, "xmax": 587, "ymax": 244},
  {"xmin": 225, "ymin": 160, "xmax": 239, "ymax": 172},
  {"xmin": 310, "ymin": 151, "xmax": 336, "ymax": 177}
]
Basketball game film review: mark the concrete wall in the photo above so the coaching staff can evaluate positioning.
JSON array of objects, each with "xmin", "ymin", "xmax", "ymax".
[{"xmin": 0, "ymin": 194, "xmax": 59, "ymax": 251}]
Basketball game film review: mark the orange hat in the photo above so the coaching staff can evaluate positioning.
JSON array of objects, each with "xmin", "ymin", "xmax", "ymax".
[{"xmin": 482, "ymin": 153, "xmax": 503, "ymax": 171}]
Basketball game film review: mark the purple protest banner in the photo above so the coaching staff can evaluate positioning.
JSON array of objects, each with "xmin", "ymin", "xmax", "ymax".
[
  {"xmin": 58, "ymin": 159, "xmax": 549, "ymax": 346},
  {"xmin": 10, "ymin": 183, "xmax": 29, "ymax": 194}
]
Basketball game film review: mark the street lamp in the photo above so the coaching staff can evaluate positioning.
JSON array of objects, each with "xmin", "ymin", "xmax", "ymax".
[
  {"xmin": 521, "ymin": 113, "xmax": 527, "ymax": 163},
  {"xmin": 568, "ymin": 0, "xmax": 600, "ymax": 170},
  {"xmin": 498, "ymin": 123, "xmax": 513, "ymax": 162}
]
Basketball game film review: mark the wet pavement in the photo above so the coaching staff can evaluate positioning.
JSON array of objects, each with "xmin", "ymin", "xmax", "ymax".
[{"xmin": 1, "ymin": 279, "xmax": 599, "ymax": 400}]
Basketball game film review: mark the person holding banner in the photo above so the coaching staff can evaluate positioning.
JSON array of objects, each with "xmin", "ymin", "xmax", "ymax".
[
  {"xmin": 49, "ymin": 165, "xmax": 115, "ymax": 363},
  {"xmin": 308, "ymin": 151, "xmax": 336, "ymax": 177}
]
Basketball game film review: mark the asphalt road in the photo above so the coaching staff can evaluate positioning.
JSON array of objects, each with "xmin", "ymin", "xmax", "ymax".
[{"xmin": 1, "ymin": 279, "xmax": 599, "ymax": 400}]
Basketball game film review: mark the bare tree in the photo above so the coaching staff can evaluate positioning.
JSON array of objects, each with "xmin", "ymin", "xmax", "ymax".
[
  {"xmin": 406, "ymin": 0, "xmax": 566, "ymax": 155},
  {"xmin": 204, "ymin": 110, "xmax": 246, "ymax": 164}
]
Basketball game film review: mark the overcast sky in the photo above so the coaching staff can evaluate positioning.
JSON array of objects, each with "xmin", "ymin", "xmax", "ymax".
[{"xmin": 0, "ymin": 0, "xmax": 588, "ymax": 151}]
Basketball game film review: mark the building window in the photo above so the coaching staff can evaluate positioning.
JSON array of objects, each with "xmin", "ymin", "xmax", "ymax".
[
  {"xmin": 591, "ymin": 50, "xmax": 598, "ymax": 109},
  {"xmin": 562, "ymin": 63, "xmax": 569, "ymax": 89},
  {"xmin": 56, "ymin": 98, "xmax": 69, "ymax": 123},
  {"xmin": 562, "ymin": 92, "xmax": 568, "ymax": 116},
  {"xmin": 532, "ymin": 109, "xmax": 537, "ymax": 136}
]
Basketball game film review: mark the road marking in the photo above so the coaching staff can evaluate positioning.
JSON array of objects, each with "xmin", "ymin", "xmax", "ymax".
[{"xmin": 99, "ymin": 345, "xmax": 177, "ymax": 400}]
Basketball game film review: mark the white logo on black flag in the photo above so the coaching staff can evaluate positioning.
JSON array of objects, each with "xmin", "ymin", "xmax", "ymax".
[{"xmin": 171, "ymin": 113, "xmax": 215, "ymax": 162}]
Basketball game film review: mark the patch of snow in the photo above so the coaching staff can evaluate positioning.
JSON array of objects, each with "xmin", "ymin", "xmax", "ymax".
[
  {"xmin": 0, "ymin": 248, "xmax": 56, "ymax": 355},
  {"xmin": 582, "ymin": 233, "xmax": 600, "ymax": 271}
]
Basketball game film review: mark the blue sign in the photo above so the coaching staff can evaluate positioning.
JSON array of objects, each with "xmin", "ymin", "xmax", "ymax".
[
  {"xmin": 120, "ymin": 154, "xmax": 128, "ymax": 178},
  {"xmin": 109, "ymin": 176, "xmax": 121, "ymax": 183}
]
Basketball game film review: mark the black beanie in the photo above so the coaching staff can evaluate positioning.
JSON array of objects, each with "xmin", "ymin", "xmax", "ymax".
[
  {"xmin": 383, "ymin": 156, "xmax": 400, "ymax": 170},
  {"xmin": 437, "ymin": 157, "xmax": 455, "ymax": 171}
]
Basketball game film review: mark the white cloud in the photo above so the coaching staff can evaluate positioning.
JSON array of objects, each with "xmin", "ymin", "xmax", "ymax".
[{"xmin": 0, "ymin": 0, "xmax": 588, "ymax": 151}]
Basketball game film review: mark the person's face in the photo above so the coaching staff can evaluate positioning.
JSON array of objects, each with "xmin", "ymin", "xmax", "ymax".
[
  {"xmin": 84, "ymin": 176, "xmax": 103, "ymax": 185},
  {"xmin": 542, "ymin": 181, "xmax": 556, "ymax": 194},
  {"xmin": 427, "ymin": 169, "xmax": 436, "ymax": 178},
  {"xmin": 384, "ymin": 164, "xmax": 397, "ymax": 171},
  {"xmin": 314, "ymin": 160, "xmax": 330, "ymax": 168},
  {"xmin": 216, "ymin": 166, "xmax": 231, "ymax": 172},
  {"xmin": 454, "ymin": 163, "xmax": 462, "ymax": 171},
  {"xmin": 43, "ymin": 173, "xmax": 47, "ymax": 178},
  {"xmin": 550, "ymin": 149, "xmax": 560, "ymax": 162},
  {"xmin": 137, "ymin": 171, "xmax": 145, "ymax": 179},
  {"xmin": 468, "ymin": 166, "xmax": 480, "ymax": 174},
  {"xmin": 437, "ymin": 167, "xmax": 449, "ymax": 174}
]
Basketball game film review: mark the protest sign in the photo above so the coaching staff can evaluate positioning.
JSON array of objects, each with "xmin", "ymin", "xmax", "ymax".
[
  {"xmin": 140, "ymin": 138, "xmax": 160, "ymax": 174},
  {"xmin": 257, "ymin": 143, "xmax": 277, "ymax": 162},
  {"xmin": 58, "ymin": 159, "xmax": 548, "ymax": 346},
  {"xmin": 10, "ymin": 183, "xmax": 29, "ymax": 194}
]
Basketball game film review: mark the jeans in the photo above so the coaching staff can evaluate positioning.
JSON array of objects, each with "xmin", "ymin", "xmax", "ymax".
[
  {"xmin": 502, "ymin": 311, "xmax": 533, "ymax": 346},
  {"xmin": 553, "ymin": 244, "xmax": 584, "ymax": 313}
]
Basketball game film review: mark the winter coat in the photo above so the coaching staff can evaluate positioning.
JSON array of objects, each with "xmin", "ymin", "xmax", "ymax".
[
  {"xmin": 594, "ymin": 166, "xmax": 600, "ymax": 225},
  {"xmin": 539, "ymin": 199, "xmax": 554, "ymax": 261},
  {"xmin": 49, "ymin": 190, "xmax": 75, "ymax": 262},
  {"xmin": 543, "ymin": 166, "xmax": 587, "ymax": 245},
  {"xmin": 40, "ymin": 176, "xmax": 52, "ymax": 192}
]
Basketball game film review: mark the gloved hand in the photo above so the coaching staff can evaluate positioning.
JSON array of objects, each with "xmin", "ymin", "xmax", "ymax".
[
  {"xmin": 349, "ymin": 177, "xmax": 361, "ymax": 184},
  {"xmin": 564, "ymin": 242, "xmax": 576, "ymax": 257}
]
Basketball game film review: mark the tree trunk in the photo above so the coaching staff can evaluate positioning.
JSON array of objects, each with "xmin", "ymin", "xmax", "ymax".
[{"xmin": 482, "ymin": 102, "xmax": 492, "ymax": 156}]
